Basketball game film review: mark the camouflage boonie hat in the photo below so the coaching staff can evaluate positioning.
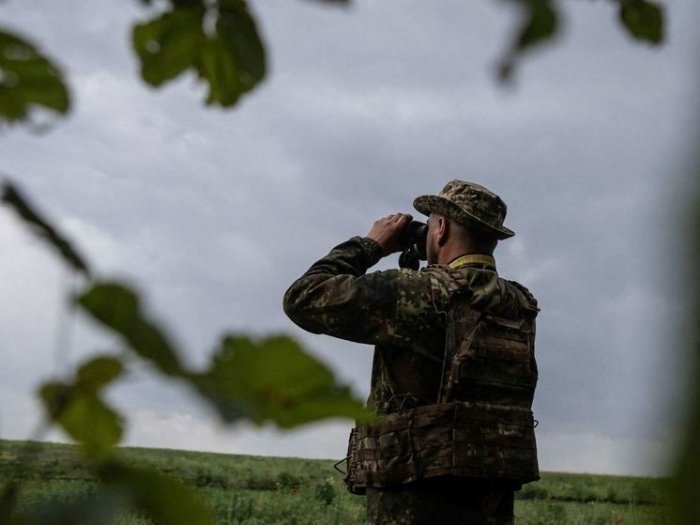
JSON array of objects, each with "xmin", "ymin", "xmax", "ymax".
[{"xmin": 413, "ymin": 180, "xmax": 515, "ymax": 240}]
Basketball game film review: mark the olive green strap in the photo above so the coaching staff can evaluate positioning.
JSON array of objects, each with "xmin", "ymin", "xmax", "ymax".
[{"xmin": 448, "ymin": 254, "xmax": 496, "ymax": 269}]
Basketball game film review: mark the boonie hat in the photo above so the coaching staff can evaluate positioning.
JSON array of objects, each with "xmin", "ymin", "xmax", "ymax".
[{"xmin": 413, "ymin": 180, "xmax": 515, "ymax": 240}]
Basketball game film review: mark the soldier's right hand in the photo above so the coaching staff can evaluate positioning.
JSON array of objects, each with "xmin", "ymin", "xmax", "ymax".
[{"xmin": 366, "ymin": 213, "xmax": 413, "ymax": 255}]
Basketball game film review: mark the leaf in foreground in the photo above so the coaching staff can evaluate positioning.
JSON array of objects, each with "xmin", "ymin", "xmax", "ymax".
[
  {"xmin": 1, "ymin": 181, "xmax": 90, "ymax": 276},
  {"xmin": 5, "ymin": 490, "xmax": 127, "ymax": 525},
  {"xmin": 0, "ymin": 28, "xmax": 70, "ymax": 125},
  {"xmin": 498, "ymin": 0, "xmax": 559, "ymax": 82},
  {"xmin": 194, "ymin": 335, "xmax": 372, "ymax": 427},
  {"xmin": 77, "ymin": 282, "xmax": 185, "ymax": 377},
  {"xmin": 618, "ymin": 0, "xmax": 664, "ymax": 44},
  {"xmin": 39, "ymin": 356, "xmax": 124, "ymax": 458},
  {"xmin": 77, "ymin": 356, "xmax": 124, "ymax": 388},
  {"xmin": 132, "ymin": 7, "xmax": 204, "ymax": 87},
  {"xmin": 132, "ymin": 0, "xmax": 266, "ymax": 108},
  {"xmin": 7, "ymin": 460, "xmax": 214, "ymax": 525},
  {"xmin": 98, "ymin": 461, "xmax": 214, "ymax": 525}
]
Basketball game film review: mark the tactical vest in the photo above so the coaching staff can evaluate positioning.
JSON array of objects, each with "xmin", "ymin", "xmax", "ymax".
[{"xmin": 343, "ymin": 265, "xmax": 539, "ymax": 494}]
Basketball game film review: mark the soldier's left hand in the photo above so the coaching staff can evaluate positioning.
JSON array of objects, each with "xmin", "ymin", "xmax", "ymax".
[{"xmin": 366, "ymin": 213, "xmax": 413, "ymax": 255}]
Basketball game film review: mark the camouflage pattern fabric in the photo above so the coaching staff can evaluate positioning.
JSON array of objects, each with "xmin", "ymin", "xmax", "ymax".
[
  {"xmin": 283, "ymin": 236, "xmax": 539, "ymax": 524},
  {"xmin": 413, "ymin": 180, "xmax": 515, "ymax": 239},
  {"xmin": 283, "ymin": 236, "xmax": 536, "ymax": 416},
  {"xmin": 346, "ymin": 401, "xmax": 539, "ymax": 491}
]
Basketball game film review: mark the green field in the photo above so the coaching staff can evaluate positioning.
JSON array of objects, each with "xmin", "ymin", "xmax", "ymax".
[{"xmin": 0, "ymin": 439, "xmax": 670, "ymax": 524}]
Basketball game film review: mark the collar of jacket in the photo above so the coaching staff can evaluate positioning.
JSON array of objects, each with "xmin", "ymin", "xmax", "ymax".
[{"xmin": 448, "ymin": 254, "xmax": 496, "ymax": 271}]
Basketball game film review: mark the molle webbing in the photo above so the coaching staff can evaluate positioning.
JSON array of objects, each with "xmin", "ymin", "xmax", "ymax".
[
  {"xmin": 442, "ymin": 311, "xmax": 537, "ymax": 407},
  {"xmin": 346, "ymin": 402, "xmax": 538, "ymax": 493}
]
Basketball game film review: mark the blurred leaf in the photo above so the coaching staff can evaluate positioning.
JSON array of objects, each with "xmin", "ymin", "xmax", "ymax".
[
  {"xmin": 672, "ymin": 203, "xmax": 700, "ymax": 523},
  {"xmin": 77, "ymin": 356, "xmax": 124, "ymax": 390},
  {"xmin": 197, "ymin": 0, "xmax": 266, "ymax": 106},
  {"xmin": 60, "ymin": 397, "xmax": 122, "ymax": 458},
  {"xmin": 1, "ymin": 181, "xmax": 90, "ymax": 276},
  {"xmin": 40, "ymin": 383, "xmax": 123, "ymax": 459},
  {"xmin": 77, "ymin": 282, "xmax": 185, "ymax": 377},
  {"xmin": 132, "ymin": 0, "xmax": 265, "ymax": 108},
  {"xmin": 618, "ymin": 0, "xmax": 664, "ymax": 44},
  {"xmin": 498, "ymin": 0, "xmax": 559, "ymax": 82},
  {"xmin": 98, "ymin": 461, "xmax": 214, "ymax": 525},
  {"xmin": 39, "ymin": 355, "xmax": 124, "ymax": 458},
  {"xmin": 133, "ymin": 7, "xmax": 205, "ymax": 86},
  {"xmin": 674, "ymin": 397, "xmax": 700, "ymax": 523},
  {"xmin": 5, "ymin": 488, "xmax": 128, "ymax": 525},
  {"xmin": 0, "ymin": 480, "xmax": 19, "ymax": 523},
  {"xmin": 0, "ymin": 28, "xmax": 70, "ymax": 125},
  {"xmin": 194, "ymin": 335, "xmax": 372, "ymax": 427}
]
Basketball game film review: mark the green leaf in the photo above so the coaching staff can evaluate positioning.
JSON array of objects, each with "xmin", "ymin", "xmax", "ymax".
[
  {"xmin": 39, "ymin": 356, "xmax": 124, "ymax": 457},
  {"xmin": 619, "ymin": 0, "xmax": 664, "ymax": 44},
  {"xmin": 97, "ymin": 461, "xmax": 214, "ymax": 525},
  {"xmin": 77, "ymin": 282, "xmax": 185, "ymax": 377},
  {"xmin": 133, "ymin": 7, "xmax": 205, "ymax": 87},
  {"xmin": 199, "ymin": 0, "xmax": 266, "ymax": 106},
  {"xmin": 0, "ymin": 28, "xmax": 70, "ymax": 124},
  {"xmin": 77, "ymin": 356, "xmax": 124, "ymax": 392},
  {"xmin": 39, "ymin": 382, "xmax": 73, "ymax": 418},
  {"xmin": 498, "ymin": 0, "xmax": 559, "ymax": 82},
  {"xmin": 61, "ymin": 397, "xmax": 123, "ymax": 458},
  {"xmin": 1, "ymin": 181, "xmax": 91, "ymax": 276},
  {"xmin": 132, "ymin": 1, "xmax": 266, "ymax": 108},
  {"xmin": 194, "ymin": 335, "xmax": 372, "ymax": 427},
  {"xmin": 40, "ymin": 382, "xmax": 123, "ymax": 459}
]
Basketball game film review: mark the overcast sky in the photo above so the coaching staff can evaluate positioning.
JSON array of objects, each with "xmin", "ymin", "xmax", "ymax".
[{"xmin": 1, "ymin": 0, "xmax": 699, "ymax": 477}]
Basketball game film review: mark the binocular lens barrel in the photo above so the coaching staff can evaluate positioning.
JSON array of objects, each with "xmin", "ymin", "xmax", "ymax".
[{"xmin": 399, "ymin": 220, "xmax": 427, "ymax": 270}]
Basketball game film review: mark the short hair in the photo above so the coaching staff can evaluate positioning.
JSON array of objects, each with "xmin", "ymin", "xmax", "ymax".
[{"xmin": 450, "ymin": 219, "xmax": 498, "ymax": 255}]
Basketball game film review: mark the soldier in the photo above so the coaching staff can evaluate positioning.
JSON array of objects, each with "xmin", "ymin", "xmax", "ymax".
[{"xmin": 283, "ymin": 180, "xmax": 539, "ymax": 524}]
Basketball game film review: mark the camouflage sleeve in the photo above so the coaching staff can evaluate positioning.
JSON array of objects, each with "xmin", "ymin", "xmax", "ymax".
[{"xmin": 283, "ymin": 237, "xmax": 448, "ymax": 347}]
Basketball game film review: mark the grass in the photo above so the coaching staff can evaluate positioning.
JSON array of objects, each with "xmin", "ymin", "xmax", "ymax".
[{"xmin": 0, "ymin": 439, "xmax": 670, "ymax": 524}]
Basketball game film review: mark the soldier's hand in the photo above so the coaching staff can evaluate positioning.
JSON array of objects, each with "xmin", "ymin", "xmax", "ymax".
[{"xmin": 366, "ymin": 213, "xmax": 413, "ymax": 255}]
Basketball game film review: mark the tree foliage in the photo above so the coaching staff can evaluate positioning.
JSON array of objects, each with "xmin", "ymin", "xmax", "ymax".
[
  {"xmin": 0, "ymin": 30, "xmax": 70, "ymax": 125},
  {"xmin": 1, "ymin": 183, "xmax": 90, "ymax": 275},
  {"xmin": 619, "ymin": 0, "xmax": 665, "ymax": 44},
  {"xmin": 132, "ymin": 0, "xmax": 266, "ymax": 106},
  {"xmin": 0, "ymin": 0, "xmax": 665, "ymax": 126}
]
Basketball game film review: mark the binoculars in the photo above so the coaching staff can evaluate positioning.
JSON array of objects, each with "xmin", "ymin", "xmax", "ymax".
[{"xmin": 399, "ymin": 220, "xmax": 428, "ymax": 270}]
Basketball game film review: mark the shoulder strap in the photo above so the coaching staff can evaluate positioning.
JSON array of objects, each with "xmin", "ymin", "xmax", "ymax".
[
  {"xmin": 432, "ymin": 266, "xmax": 482, "ymax": 403},
  {"xmin": 437, "ymin": 300, "xmax": 482, "ymax": 403},
  {"xmin": 508, "ymin": 280, "xmax": 539, "ymax": 319}
]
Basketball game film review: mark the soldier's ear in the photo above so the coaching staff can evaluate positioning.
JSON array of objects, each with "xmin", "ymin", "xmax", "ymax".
[{"xmin": 437, "ymin": 216, "xmax": 449, "ymax": 246}]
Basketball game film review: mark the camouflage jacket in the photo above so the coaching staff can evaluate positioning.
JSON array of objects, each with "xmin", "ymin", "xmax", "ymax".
[{"xmin": 283, "ymin": 236, "xmax": 539, "ymax": 416}]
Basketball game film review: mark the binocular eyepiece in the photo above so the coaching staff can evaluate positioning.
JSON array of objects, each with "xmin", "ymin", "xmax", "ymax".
[{"xmin": 398, "ymin": 220, "xmax": 428, "ymax": 270}]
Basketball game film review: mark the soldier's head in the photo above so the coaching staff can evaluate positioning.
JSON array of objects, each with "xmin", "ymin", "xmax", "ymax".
[
  {"xmin": 413, "ymin": 180, "xmax": 514, "ymax": 265},
  {"xmin": 425, "ymin": 213, "xmax": 498, "ymax": 263}
]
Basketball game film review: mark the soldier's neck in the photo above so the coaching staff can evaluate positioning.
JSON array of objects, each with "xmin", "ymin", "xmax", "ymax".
[
  {"xmin": 437, "ymin": 236, "xmax": 497, "ymax": 265},
  {"xmin": 437, "ymin": 244, "xmax": 473, "ymax": 266}
]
